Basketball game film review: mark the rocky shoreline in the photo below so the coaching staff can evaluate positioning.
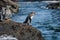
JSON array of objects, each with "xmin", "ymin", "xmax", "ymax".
[{"xmin": 0, "ymin": 20, "xmax": 44, "ymax": 40}]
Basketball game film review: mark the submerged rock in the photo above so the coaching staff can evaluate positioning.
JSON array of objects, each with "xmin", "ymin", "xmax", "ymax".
[
  {"xmin": 46, "ymin": 2, "xmax": 60, "ymax": 9},
  {"xmin": 54, "ymin": 29, "xmax": 60, "ymax": 32},
  {"xmin": 0, "ymin": 20, "xmax": 44, "ymax": 40}
]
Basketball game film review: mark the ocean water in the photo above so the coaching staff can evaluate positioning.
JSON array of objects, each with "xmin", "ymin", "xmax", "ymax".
[{"xmin": 11, "ymin": 2, "xmax": 60, "ymax": 40}]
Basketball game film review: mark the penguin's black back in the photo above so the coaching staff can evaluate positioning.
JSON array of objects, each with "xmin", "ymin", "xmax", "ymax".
[{"xmin": 23, "ymin": 16, "xmax": 31, "ymax": 23}]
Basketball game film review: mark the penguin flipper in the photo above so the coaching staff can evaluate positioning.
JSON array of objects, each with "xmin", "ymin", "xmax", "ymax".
[
  {"xmin": 29, "ymin": 17, "xmax": 31, "ymax": 23},
  {"xmin": 23, "ymin": 17, "xmax": 28, "ymax": 23}
]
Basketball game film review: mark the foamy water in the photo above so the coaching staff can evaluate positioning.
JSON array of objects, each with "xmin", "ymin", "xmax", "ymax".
[{"xmin": 0, "ymin": 34, "xmax": 18, "ymax": 40}]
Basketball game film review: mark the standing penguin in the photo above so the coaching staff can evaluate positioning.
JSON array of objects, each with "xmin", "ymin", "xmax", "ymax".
[
  {"xmin": 23, "ymin": 12, "xmax": 35, "ymax": 25},
  {"xmin": 0, "ymin": 7, "xmax": 2, "ymax": 22},
  {"xmin": 5, "ymin": 5, "xmax": 12, "ymax": 20},
  {"xmin": 2, "ymin": 7, "xmax": 6, "ymax": 20},
  {"xmin": 0, "ymin": 7, "xmax": 6, "ymax": 22}
]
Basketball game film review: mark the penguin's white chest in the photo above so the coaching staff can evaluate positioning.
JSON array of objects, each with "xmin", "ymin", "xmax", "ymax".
[
  {"xmin": 31, "ymin": 16, "xmax": 34, "ymax": 19},
  {"xmin": 6, "ymin": 9, "xmax": 11, "ymax": 15},
  {"xmin": 5, "ymin": 9, "xmax": 12, "ymax": 18}
]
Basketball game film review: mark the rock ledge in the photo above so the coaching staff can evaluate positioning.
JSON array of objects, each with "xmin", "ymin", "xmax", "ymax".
[{"xmin": 0, "ymin": 20, "xmax": 44, "ymax": 40}]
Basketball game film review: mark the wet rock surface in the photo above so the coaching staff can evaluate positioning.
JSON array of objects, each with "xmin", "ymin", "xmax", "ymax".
[
  {"xmin": 0, "ymin": 20, "xmax": 44, "ymax": 40},
  {"xmin": 46, "ymin": 2, "xmax": 60, "ymax": 9}
]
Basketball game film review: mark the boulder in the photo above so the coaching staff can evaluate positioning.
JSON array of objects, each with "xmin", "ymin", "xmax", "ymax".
[
  {"xmin": 0, "ymin": 20, "xmax": 44, "ymax": 40},
  {"xmin": 46, "ymin": 2, "xmax": 60, "ymax": 9}
]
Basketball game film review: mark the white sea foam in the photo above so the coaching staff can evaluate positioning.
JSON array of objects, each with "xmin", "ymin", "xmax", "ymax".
[
  {"xmin": 42, "ymin": 1, "xmax": 60, "ymax": 3},
  {"xmin": 0, "ymin": 34, "xmax": 18, "ymax": 40}
]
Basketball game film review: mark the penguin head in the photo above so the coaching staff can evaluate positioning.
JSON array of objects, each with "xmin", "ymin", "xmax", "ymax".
[
  {"xmin": 6, "ymin": 5, "xmax": 11, "ymax": 9},
  {"xmin": 29, "ymin": 12, "xmax": 35, "ymax": 19},
  {"xmin": 30, "ymin": 12, "xmax": 35, "ymax": 16}
]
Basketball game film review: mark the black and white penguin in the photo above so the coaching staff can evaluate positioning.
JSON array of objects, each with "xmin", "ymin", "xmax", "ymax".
[
  {"xmin": 0, "ymin": 7, "xmax": 6, "ymax": 22},
  {"xmin": 0, "ymin": 5, "xmax": 13, "ymax": 22},
  {"xmin": 5, "ymin": 5, "xmax": 12, "ymax": 19},
  {"xmin": 23, "ymin": 12, "xmax": 35, "ymax": 25},
  {"xmin": 2, "ymin": 7, "xmax": 6, "ymax": 20}
]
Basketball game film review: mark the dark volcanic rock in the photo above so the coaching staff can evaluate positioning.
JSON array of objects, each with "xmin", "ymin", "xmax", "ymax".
[
  {"xmin": 54, "ymin": 28, "xmax": 60, "ymax": 32},
  {"xmin": 0, "ymin": 20, "xmax": 44, "ymax": 40},
  {"xmin": 46, "ymin": 2, "xmax": 60, "ymax": 9}
]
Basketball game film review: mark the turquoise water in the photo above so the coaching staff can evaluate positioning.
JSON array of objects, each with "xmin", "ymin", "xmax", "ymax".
[{"xmin": 11, "ymin": 2, "xmax": 60, "ymax": 40}]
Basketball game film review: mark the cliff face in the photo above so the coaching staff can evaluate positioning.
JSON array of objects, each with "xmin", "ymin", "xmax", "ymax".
[
  {"xmin": 0, "ymin": 20, "xmax": 44, "ymax": 40},
  {"xmin": 0, "ymin": 0, "xmax": 19, "ymax": 13}
]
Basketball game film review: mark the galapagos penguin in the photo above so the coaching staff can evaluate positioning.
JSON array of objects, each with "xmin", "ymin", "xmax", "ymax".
[{"xmin": 23, "ymin": 12, "xmax": 35, "ymax": 25}]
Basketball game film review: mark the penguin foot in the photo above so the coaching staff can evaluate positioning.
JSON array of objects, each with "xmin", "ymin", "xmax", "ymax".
[
  {"xmin": 5, "ymin": 18, "xmax": 10, "ymax": 20},
  {"xmin": 23, "ymin": 23, "xmax": 29, "ymax": 25}
]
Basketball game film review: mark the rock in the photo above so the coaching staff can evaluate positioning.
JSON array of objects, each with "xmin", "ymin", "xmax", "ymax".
[
  {"xmin": 46, "ymin": 2, "xmax": 60, "ymax": 9},
  {"xmin": 0, "ymin": 20, "xmax": 44, "ymax": 40},
  {"xmin": 55, "ymin": 29, "xmax": 60, "ymax": 32},
  {"xmin": 0, "ymin": 0, "xmax": 19, "ymax": 13},
  {"xmin": 47, "ymin": 25, "xmax": 54, "ymax": 30}
]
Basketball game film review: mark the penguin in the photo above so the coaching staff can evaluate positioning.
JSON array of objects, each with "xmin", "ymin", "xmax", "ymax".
[
  {"xmin": 0, "ymin": 12, "xmax": 3, "ymax": 22},
  {"xmin": 23, "ymin": 12, "xmax": 35, "ymax": 25},
  {"xmin": 5, "ymin": 5, "xmax": 12, "ymax": 19},
  {"xmin": 0, "ymin": 7, "xmax": 2, "ymax": 22},
  {"xmin": 0, "ymin": 5, "xmax": 12, "ymax": 22},
  {"xmin": 2, "ymin": 7, "xmax": 6, "ymax": 20},
  {"xmin": 0, "ymin": 7, "xmax": 6, "ymax": 22},
  {"xmin": 5, "ymin": 5, "xmax": 12, "ymax": 20}
]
